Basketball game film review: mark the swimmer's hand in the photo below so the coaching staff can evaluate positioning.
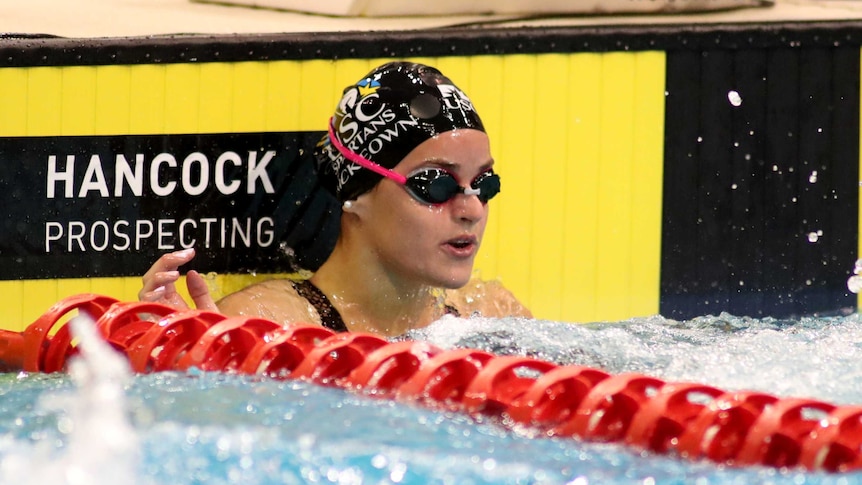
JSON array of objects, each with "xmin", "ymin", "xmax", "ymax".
[{"xmin": 138, "ymin": 248, "xmax": 218, "ymax": 311}]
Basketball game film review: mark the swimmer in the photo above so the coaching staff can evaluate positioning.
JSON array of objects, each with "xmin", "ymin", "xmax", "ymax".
[{"xmin": 139, "ymin": 62, "xmax": 531, "ymax": 336}]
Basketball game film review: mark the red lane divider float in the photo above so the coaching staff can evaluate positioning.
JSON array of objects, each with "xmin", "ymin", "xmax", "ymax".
[{"xmin": 1, "ymin": 293, "xmax": 861, "ymax": 473}]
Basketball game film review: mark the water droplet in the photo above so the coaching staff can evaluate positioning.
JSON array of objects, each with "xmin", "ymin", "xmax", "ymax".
[{"xmin": 727, "ymin": 90, "xmax": 742, "ymax": 106}]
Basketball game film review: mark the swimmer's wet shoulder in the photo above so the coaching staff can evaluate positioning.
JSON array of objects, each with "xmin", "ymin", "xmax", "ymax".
[
  {"xmin": 444, "ymin": 278, "xmax": 533, "ymax": 319},
  {"xmin": 216, "ymin": 279, "xmax": 323, "ymax": 327},
  {"xmin": 216, "ymin": 276, "xmax": 531, "ymax": 330}
]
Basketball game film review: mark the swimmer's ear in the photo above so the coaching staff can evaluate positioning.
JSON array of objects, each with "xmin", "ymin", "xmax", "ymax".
[{"xmin": 344, "ymin": 191, "xmax": 373, "ymax": 218}]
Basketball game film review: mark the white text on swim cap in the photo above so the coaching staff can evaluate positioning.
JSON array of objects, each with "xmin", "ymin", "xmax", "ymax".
[{"xmin": 437, "ymin": 84, "xmax": 475, "ymax": 113}]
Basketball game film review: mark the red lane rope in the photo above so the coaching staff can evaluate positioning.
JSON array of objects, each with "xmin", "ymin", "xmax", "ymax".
[{"xmin": 1, "ymin": 293, "xmax": 860, "ymax": 473}]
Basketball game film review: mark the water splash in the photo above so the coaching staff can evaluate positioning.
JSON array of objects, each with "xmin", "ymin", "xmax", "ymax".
[
  {"xmin": 0, "ymin": 315, "xmax": 140, "ymax": 485},
  {"xmin": 848, "ymin": 258, "xmax": 862, "ymax": 293},
  {"xmin": 408, "ymin": 312, "xmax": 862, "ymax": 405},
  {"xmin": 727, "ymin": 90, "xmax": 742, "ymax": 107}
]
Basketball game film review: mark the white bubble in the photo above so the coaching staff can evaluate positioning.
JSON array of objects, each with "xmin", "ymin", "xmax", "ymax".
[
  {"xmin": 848, "ymin": 275, "xmax": 862, "ymax": 293},
  {"xmin": 809, "ymin": 171, "xmax": 818, "ymax": 183},
  {"xmin": 728, "ymin": 90, "xmax": 742, "ymax": 106}
]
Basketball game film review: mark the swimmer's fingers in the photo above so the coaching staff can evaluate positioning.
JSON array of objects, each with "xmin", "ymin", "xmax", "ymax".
[
  {"xmin": 139, "ymin": 249, "xmax": 197, "ymax": 309},
  {"xmin": 140, "ymin": 266, "xmax": 182, "ymax": 300},
  {"xmin": 139, "ymin": 272, "xmax": 191, "ymax": 309},
  {"xmin": 186, "ymin": 270, "xmax": 218, "ymax": 312},
  {"xmin": 141, "ymin": 248, "xmax": 196, "ymax": 285}
]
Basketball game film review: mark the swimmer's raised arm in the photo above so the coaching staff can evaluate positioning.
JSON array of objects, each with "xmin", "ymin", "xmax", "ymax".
[{"xmin": 139, "ymin": 248, "xmax": 218, "ymax": 311}]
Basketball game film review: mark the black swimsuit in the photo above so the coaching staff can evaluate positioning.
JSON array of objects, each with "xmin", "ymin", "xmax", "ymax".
[
  {"xmin": 290, "ymin": 279, "xmax": 460, "ymax": 333},
  {"xmin": 291, "ymin": 279, "xmax": 349, "ymax": 332}
]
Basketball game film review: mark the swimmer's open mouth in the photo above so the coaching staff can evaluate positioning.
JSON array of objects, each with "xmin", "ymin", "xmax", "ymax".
[{"xmin": 445, "ymin": 236, "xmax": 477, "ymax": 251}]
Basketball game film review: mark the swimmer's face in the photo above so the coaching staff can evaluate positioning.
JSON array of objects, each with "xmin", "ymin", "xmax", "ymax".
[{"xmin": 358, "ymin": 129, "xmax": 493, "ymax": 289}]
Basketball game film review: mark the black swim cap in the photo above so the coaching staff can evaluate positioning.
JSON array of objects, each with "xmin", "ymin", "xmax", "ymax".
[{"xmin": 314, "ymin": 62, "xmax": 485, "ymax": 202}]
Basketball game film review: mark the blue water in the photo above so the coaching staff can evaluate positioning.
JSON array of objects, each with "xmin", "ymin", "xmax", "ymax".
[{"xmin": 3, "ymin": 313, "xmax": 862, "ymax": 484}]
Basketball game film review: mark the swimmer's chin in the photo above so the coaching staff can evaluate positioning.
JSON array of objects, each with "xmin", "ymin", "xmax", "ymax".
[{"xmin": 436, "ymin": 273, "xmax": 473, "ymax": 290}]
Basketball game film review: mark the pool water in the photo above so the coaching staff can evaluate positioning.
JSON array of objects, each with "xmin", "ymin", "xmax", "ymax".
[{"xmin": 2, "ymin": 312, "xmax": 862, "ymax": 484}]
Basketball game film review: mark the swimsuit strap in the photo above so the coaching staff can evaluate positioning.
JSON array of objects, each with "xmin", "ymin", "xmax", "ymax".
[
  {"xmin": 291, "ymin": 279, "xmax": 461, "ymax": 333},
  {"xmin": 291, "ymin": 280, "xmax": 349, "ymax": 333},
  {"xmin": 444, "ymin": 304, "xmax": 460, "ymax": 317}
]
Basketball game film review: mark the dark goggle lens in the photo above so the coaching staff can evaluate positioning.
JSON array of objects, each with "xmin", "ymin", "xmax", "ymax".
[
  {"xmin": 404, "ymin": 169, "xmax": 501, "ymax": 205},
  {"xmin": 471, "ymin": 170, "xmax": 501, "ymax": 203}
]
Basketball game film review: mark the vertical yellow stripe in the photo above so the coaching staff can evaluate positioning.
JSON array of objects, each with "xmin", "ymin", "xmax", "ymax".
[
  {"xmin": 56, "ymin": 278, "xmax": 93, "ymax": 302},
  {"xmin": 859, "ymin": 49, "xmax": 862, "ymax": 313},
  {"xmin": 27, "ymin": 67, "xmax": 63, "ymax": 135},
  {"xmin": 470, "ymin": 55, "xmax": 505, "ymax": 279},
  {"xmin": 95, "ymin": 65, "xmax": 132, "ymax": 134},
  {"xmin": 265, "ymin": 60, "xmax": 301, "ymax": 131},
  {"xmin": 94, "ymin": 277, "xmax": 135, "ymax": 302},
  {"xmin": 564, "ymin": 53, "xmax": 603, "ymax": 321},
  {"xmin": 496, "ymin": 55, "xmax": 536, "ymax": 305},
  {"xmin": 0, "ymin": 68, "xmax": 29, "ymax": 136},
  {"xmin": 299, "ymin": 60, "xmax": 336, "ymax": 133},
  {"xmin": 61, "ymin": 67, "xmax": 97, "ymax": 135},
  {"xmin": 0, "ymin": 281, "xmax": 25, "ymax": 332},
  {"xmin": 129, "ymin": 64, "xmax": 165, "ymax": 134},
  {"xmin": 434, "ymin": 57, "xmax": 470, "ymax": 88},
  {"xmin": 164, "ymin": 63, "xmax": 201, "ymax": 133},
  {"xmin": 198, "ymin": 63, "xmax": 233, "ymax": 133},
  {"xmin": 528, "ymin": 54, "xmax": 569, "ymax": 319},
  {"xmin": 595, "ymin": 53, "xmax": 636, "ymax": 320},
  {"xmin": 231, "ymin": 62, "xmax": 267, "ymax": 132},
  {"xmin": 20, "ymin": 279, "xmax": 60, "ymax": 330},
  {"xmin": 630, "ymin": 52, "xmax": 665, "ymax": 316}
]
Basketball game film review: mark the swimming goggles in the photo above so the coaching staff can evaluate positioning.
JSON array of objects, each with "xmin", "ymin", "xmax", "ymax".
[{"xmin": 328, "ymin": 118, "xmax": 501, "ymax": 205}]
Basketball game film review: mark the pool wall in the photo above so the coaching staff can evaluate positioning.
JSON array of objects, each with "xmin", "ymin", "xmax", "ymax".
[{"xmin": 0, "ymin": 23, "xmax": 859, "ymax": 330}]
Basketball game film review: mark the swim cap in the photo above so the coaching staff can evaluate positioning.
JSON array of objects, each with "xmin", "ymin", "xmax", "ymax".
[{"xmin": 314, "ymin": 62, "xmax": 485, "ymax": 202}]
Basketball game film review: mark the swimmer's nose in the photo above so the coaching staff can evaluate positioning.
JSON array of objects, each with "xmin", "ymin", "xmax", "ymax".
[{"xmin": 452, "ymin": 189, "xmax": 486, "ymax": 222}]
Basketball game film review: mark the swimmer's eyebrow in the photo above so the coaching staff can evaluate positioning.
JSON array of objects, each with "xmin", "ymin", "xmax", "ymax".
[{"xmin": 423, "ymin": 158, "xmax": 496, "ymax": 171}]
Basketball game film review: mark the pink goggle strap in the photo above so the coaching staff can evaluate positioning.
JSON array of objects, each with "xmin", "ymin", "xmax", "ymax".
[{"xmin": 327, "ymin": 118, "xmax": 408, "ymax": 185}]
